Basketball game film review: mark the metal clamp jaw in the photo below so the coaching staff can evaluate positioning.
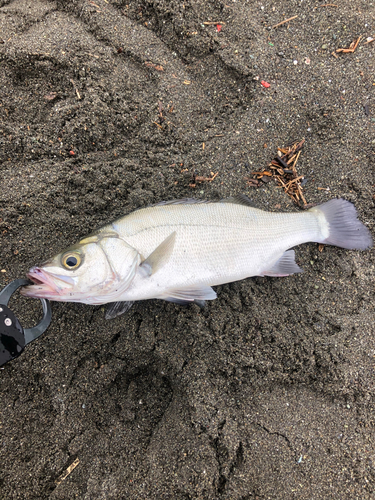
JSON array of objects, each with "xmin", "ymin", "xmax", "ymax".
[{"xmin": 0, "ymin": 279, "xmax": 51, "ymax": 367}]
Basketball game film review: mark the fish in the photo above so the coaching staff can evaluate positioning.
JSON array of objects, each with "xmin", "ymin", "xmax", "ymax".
[{"xmin": 21, "ymin": 196, "xmax": 372, "ymax": 319}]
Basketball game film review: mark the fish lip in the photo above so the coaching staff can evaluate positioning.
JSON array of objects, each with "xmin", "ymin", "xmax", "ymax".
[{"xmin": 21, "ymin": 267, "xmax": 74, "ymax": 298}]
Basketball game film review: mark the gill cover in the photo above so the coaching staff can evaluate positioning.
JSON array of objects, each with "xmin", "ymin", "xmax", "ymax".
[{"xmin": 79, "ymin": 232, "xmax": 141, "ymax": 302}]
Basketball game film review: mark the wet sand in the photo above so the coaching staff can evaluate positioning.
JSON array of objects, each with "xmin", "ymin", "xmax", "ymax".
[{"xmin": 1, "ymin": 0, "xmax": 374, "ymax": 498}]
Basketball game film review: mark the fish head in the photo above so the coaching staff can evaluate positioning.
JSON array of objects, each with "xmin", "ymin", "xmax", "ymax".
[{"xmin": 21, "ymin": 233, "xmax": 140, "ymax": 304}]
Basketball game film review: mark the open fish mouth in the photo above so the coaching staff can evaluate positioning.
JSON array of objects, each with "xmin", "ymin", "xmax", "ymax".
[{"xmin": 21, "ymin": 267, "xmax": 74, "ymax": 299}]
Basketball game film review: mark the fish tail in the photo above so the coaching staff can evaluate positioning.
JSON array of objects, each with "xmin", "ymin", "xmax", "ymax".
[{"xmin": 310, "ymin": 198, "xmax": 373, "ymax": 250}]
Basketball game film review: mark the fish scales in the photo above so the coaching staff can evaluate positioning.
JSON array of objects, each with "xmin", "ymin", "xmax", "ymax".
[{"xmin": 109, "ymin": 203, "xmax": 322, "ymax": 299}]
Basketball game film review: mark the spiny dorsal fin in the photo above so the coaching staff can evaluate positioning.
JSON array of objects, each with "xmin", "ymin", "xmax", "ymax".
[
  {"xmin": 220, "ymin": 194, "xmax": 258, "ymax": 208},
  {"xmin": 140, "ymin": 231, "xmax": 176, "ymax": 277}
]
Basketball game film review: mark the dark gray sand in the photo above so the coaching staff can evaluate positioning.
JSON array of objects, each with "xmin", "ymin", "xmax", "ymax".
[{"xmin": 1, "ymin": 0, "xmax": 374, "ymax": 498}]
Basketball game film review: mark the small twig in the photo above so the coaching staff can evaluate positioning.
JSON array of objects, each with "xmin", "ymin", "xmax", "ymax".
[
  {"xmin": 145, "ymin": 61, "xmax": 164, "ymax": 71},
  {"xmin": 297, "ymin": 183, "xmax": 307, "ymax": 205},
  {"xmin": 292, "ymin": 150, "xmax": 302, "ymax": 174},
  {"xmin": 284, "ymin": 175, "xmax": 304, "ymax": 189},
  {"xmin": 272, "ymin": 15, "xmax": 298, "ymax": 29},
  {"xmin": 189, "ymin": 171, "xmax": 218, "ymax": 187},
  {"xmin": 245, "ymin": 177, "xmax": 259, "ymax": 187},
  {"xmin": 203, "ymin": 21, "xmax": 226, "ymax": 25},
  {"xmin": 364, "ymin": 37, "xmax": 375, "ymax": 45},
  {"xmin": 286, "ymin": 154, "xmax": 297, "ymax": 165},
  {"xmin": 277, "ymin": 176, "xmax": 287, "ymax": 188},
  {"xmin": 55, "ymin": 458, "xmax": 80, "ymax": 485},
  {"xmin": 195, "ymin": 172, "xmax": 218, "ymax": 182},
  {"xmin": 336, "ymin": 35, "xmax": 362, "ymax": 53},
  {"xmin": 352, "ymin": 35, "xmax": 362, "ymax": 51},
  {"xmin": 69, "ymin": 79, "xmax": 81, "ymax": 100},
  {"xmin": 252, "ymin": 171, "xmax": 271, "ymax": 176}
]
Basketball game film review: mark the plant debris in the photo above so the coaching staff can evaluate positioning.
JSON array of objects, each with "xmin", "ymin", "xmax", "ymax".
[
  {"xmin": 336, "ymin": 35, "xmax": 362, "ymax": 54},
  {"xmin": 189, "ymin": 170, "xmax": 218, "ymax": 188},
  {"xmin": 251, "ymin": 139, "xmax": 307, "ymax": 206},
  {"xmin": 44, "ymin": 92, "xmax": 58, "ymax": 101},
  {"xmin": 69, "ymin": 79, "xmax": 81, "ymax": 100},
  {"xmin": 203, "ymin": 21, "xmax": 226, "ymax": 25},
  {"xmin": 145, "ymin": 61, "xmax": 164, "ymax": 71},
  {"xmin": 55, "ymin": 458, "xmax": 80, "ymax": 485},
  {"xmin": 272, "ymin": 15, "xmax": 298, "ymax": 29}
]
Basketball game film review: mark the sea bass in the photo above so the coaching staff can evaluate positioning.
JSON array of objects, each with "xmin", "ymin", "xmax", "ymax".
[{"xmin": 21, "ymin": 196, "xmax": 372, "ymax": 318}]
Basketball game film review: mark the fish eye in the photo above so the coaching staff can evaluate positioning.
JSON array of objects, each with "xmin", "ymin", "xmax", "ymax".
[{"xmin": 62, "ymin": 252, "xmax": 82, "ymax": 270}]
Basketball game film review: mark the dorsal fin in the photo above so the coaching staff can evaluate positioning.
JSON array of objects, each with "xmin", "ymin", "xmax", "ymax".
[{"xmin": 220, "ymin": 194, "xmax": 258, "ymax": 208}]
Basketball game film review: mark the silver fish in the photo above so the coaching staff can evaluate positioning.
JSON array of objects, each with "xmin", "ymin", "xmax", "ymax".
[{"xmin": 21, "ymin": 196, "xmax": 372, "ymax": 318}]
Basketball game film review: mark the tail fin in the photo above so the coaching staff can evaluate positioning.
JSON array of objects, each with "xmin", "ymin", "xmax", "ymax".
[{"xmin": 312, "ymin": 199, "xmax": 373, "ymax": 250}]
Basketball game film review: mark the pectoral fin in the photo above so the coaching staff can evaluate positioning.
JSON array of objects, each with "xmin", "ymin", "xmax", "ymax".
[
  {"xmin": 260, "ymin": 250, "xmax": 303, "ymax": 277},
  {"xmin": 105, "ymin": 301, "xmax": 134, "ymax": 320},
  {"xmin": 140, "ymin": 231, "xmax": 176, "ymax": 277}
]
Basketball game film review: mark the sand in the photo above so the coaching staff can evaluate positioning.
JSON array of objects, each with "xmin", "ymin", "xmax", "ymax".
[{"xmin": 1, "ymin": 0, "xmax": 374, "ymax": 498}]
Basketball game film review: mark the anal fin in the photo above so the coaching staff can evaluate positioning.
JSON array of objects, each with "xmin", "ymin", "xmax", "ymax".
[{"xmin": 260, "ymin": 250, "xmax": 303, "ymax": 277}]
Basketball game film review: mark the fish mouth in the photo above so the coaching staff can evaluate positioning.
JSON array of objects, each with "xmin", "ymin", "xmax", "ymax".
[{"xmin": 21, "ymin": 267, "xmax": 74, "ymax": 299}]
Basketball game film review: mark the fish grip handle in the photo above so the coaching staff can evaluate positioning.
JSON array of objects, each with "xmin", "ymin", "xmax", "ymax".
[{"xmin": 0, "ymin": 279, "xmax": 51, "ymax": 367}]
